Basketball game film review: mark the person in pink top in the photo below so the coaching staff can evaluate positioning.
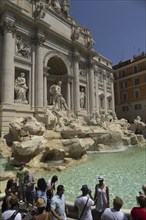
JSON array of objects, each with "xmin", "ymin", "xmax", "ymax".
[{"xmin": 130, "ymin": 194, "xmax": 146, "ymax": 220}]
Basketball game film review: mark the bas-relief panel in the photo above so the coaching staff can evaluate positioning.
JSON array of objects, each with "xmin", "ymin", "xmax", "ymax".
[{"xmin": 15, "ymin": 35, "xmax": 31, "ymax": 60}]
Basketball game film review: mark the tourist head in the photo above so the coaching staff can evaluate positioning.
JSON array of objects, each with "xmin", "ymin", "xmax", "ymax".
[
  {"xmin": 35, "ymin": 198, "xmax": 46, "ymax": 212},
  {"xmin": 19, "ymin": 161, "xmax": 25, "ymax": 169},
  {"xmin": 98, "ymin": 175, "xmax": 104, "ymax": 182},
  {"xmin": 136, "ymin": 195, "xmax": 146, "ymax": 208},
  {"xmin": 113, "ymin": 196, "xmax": 123, "ymax": 210},
  {"xmin": 57, "ymin": 185, "xmax": 65, "ymax": 197},
  {"xmin": 36, "ymin": 198, "xmax": 46, "ymax": 208},
  {"xmin": 9, "ymin": 195, "xmax": 19, "ymax": 209},
  {"xmin": 37, "ymin": 178, "xmax": 47, "ymax": 192},
  {"xmin": 81, "ymin": 184, "xmax": 89, "ymax": 195},
  {"xmin": 52, "ymin": 175, "xmax": 58, "ymax": 183}
]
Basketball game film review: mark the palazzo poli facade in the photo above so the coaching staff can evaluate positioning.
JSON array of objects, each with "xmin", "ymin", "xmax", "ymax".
[{"xmin": 0, "ymin": 0, "xmax": 114, "ymax": 135}]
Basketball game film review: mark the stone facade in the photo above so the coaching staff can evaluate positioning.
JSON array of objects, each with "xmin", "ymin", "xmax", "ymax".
[{"xmin": 0, "ymin": 0, "xmax": 114, "ymax": 136}]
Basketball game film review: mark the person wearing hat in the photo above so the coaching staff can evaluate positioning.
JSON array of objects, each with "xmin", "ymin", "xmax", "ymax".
[
  {"xmin": 50, "ymin": 185, "xmax": 68, "ymax": 220},
  {"xmin": 32, "ymin": 198, "xmax": 50, "ymax": 220},
  {"xmin": 2, "ymin": 195, "xmax": 21, "ymax": 220},
  {"xmin": 74, "ymin": 184, "xmax": 94, "ymax": 220},
  {"xmin": 101, "ymin": 196, "xmax": 128, "ymax": 220},
  {"xmin": 130, "ymin": 194, "xmax": 146, "ymax": 220},
  {"xmin": 16, "ymin": 162, "xmax": 28, "ymax": 203},
  {"xmin": 94, "ymin": 176, "xmax": 109, "ymax": 219}
]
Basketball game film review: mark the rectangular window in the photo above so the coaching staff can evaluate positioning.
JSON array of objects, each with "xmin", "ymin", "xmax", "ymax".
[
  {"xmin": 122, "ymin": 70, "xmax": 126, "ymax": 77},
  {"xmin": 134, "ymin": 78, "xmax": 140, "ymax": 85},
  {"xmin": 134, "ymin": 90, "xmax": 140, "ymax": 99},
  {"xmin": 122, "ymin": 106, "xmax": 129, "ymax": 111},
  {"xmin": 135, "ymin": 104, "xmax": 142, "ymax": 110},
  {"xmin": 122, "ymin": 93, "xmax": 127, "ymax": 100},
  {"xmin": 120, "ymin": 81, "xmax": 128, "ymax": 89},
  {"xmin": 134, "ymin": 66, "xmax": 138, "ymax": 73}
]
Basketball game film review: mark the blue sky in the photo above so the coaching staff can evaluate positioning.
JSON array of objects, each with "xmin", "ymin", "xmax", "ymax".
[{"xmin": 70, "ymin": 0, "xmax": 146, "ymax": 65}]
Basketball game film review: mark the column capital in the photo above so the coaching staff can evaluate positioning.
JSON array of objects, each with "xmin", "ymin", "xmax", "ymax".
[
  {"xmin": 103, "ymin": 70, "xmax": 107, "ymax": 79},
  {"xmin": 88, "ymin": 60, "xmax": 95, "ymax": 69},
  {"xmin": 94, "ymin": 66, "xmax": 100, "ymax": 75},
  {"xmin": 0, "ymin": 19, "xmax": 16, "ymax": 36},
  {"xmin": 32, "ymin": 35, "xmax": 46, "ymax": 46},
  {"xmin": 73, "ymin": 51, "xmax": 80, "ymax": 62}
]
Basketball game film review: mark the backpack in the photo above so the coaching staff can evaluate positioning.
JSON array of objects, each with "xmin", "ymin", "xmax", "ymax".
[{"xmin": 7, "ymin": 210, "xmax": 19, "ymax": 220}]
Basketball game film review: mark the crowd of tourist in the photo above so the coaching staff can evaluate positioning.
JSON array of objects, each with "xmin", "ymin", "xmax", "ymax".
[{"xmin": 1, "ymin": 162, "xmax": 146, "ymax": 220}]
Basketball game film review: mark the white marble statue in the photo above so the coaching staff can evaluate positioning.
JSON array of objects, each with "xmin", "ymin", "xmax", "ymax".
[
  {"xmin": 50, "ymin": 81, "xmax": 68, "ymax": 111},
  {"xmin": 52, "ymin": 0, "xmax": 61, "ymax": 13},
  {"xmin": 133, "ymin": 116, "xmax": 146, "ymax": 134},
  {"xmin": 80, "ymin": 88, "xmax": 85, "ymax": 109},
  {"xmin": 14, "ymin": 73, "xmax": 28, "ymax": 104}
]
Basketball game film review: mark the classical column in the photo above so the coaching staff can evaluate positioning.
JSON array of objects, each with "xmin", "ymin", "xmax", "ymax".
[
  {"xmin": 95, "ymin": 67, "xmax": 99, "ymax": 114},
  {"xmin": 1, "ymin": 19, "xmax": 16, "ymax": 104},
  {"xmin": 34, "ymin": 35, "xmax": 45, "ymax": 109},
  {"xmin": 43, "ymin": 67, "xmax": 49, "ymax": 107},
  {"xmin": 67, "ymin": 79, "xmax": 71, "ymax": 109},
  {"xmin": 110, "ymin": 73, "xmax": 115, "ymax": 111},
  {"xmin": 88, "ymin": 60, "xmax": 95, "ymax": 114},
  {"xmin": 73, "ymin": 52, "xmax": 80, "ymax": 114},
  {"xmin": 103, "ymin": 70, "xmax": 108, "ymax": 114},
  {"xmin": 31, "ymin": 44, "xmax": 35, "ymax": 108}
]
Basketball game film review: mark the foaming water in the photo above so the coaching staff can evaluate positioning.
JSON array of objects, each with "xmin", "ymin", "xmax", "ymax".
[{"xmin": 36, "ymin": 146, "xmax": 146, "ymax": 209}]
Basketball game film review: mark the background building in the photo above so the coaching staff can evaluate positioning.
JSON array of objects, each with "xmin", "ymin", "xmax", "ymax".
[
  {"xmin": 0, "ymin": 0, "xmax": 114, "ymax": 135},
  {"xmin": 113, "ymin": 52, "xmax": 146, "ymax": 123}
]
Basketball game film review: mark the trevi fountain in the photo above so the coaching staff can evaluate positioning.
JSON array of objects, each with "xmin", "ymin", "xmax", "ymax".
[{"xmin": 0, "ymin": 0, "xmax": 146, "ymax": 212}]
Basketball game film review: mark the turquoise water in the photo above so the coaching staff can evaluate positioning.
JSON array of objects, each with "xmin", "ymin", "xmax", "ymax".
[
  {"xmin": 36, "ymin": 147, "xmax": 146, "ymax": 209},
  {"xmin": 1, "ymin": 147, "xmax": 146, "ymax": 209}
]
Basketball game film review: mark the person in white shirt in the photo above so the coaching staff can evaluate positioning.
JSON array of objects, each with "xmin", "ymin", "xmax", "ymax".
[
  {"xmin": 51, "ymin": 185, "xmax": 68, "ymax": 220},
  {"xmin": 101, "ymin": 196, "xmax": 128, "ymax": 220},
  {"xmin": 74, "ymin": 184, "xmax": 94, "ymax": 220},
  {"xmin": 2, "ymin": 196, "xmax": 22, "ymax": 220}
]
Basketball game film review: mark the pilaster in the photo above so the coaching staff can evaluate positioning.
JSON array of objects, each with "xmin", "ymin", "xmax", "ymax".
[
  {"xmin": 103, "ymin": 70, "xmax": 108, "ymax": 114},
  {"xmin": 73, "ymin": 51, "xmax": 80, "ymax": 114},
  {"xmin": 1, "ymin": 19, "xmax": 16, "ymax": 104},
  {"xmin": 33, "ymin": 35, "xmax": 45, "ymax": 109},
  {"xmin": 88, "ymin": 60, "xmax": 95, "ymax": 114},
  {"xmin": 110, "ymin": 73, "xmax": 115, "ymax": 111},
  {"xmin": 95, "ymin": 67, "xmax": 99, "ymax": 114}
]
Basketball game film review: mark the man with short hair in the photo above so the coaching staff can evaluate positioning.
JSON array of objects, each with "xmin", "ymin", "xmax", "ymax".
[
  {"xmin": 74, "ymin": 184, "xmax": 94, "ymax": 220},
  {"xmin": 51, "ymin": 185, "xmax": 68, "ymax": 220},
  {"xmin": 101, "ymin": 196, "xmax": 128, "ymax": 220}
]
